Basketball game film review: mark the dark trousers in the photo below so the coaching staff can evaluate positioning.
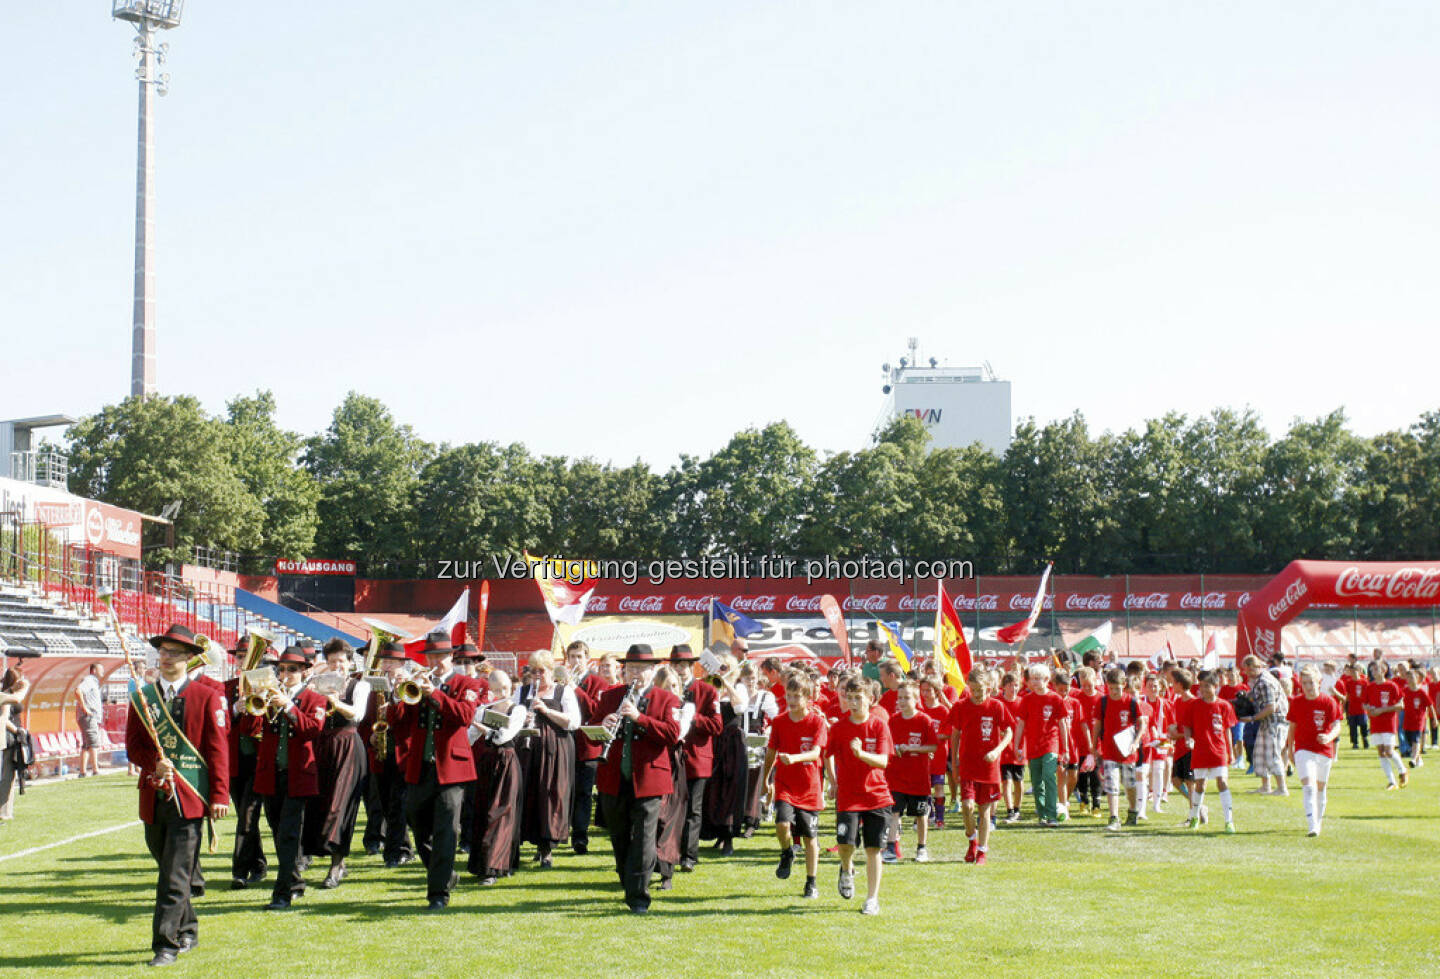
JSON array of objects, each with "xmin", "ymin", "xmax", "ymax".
[
  {"xmin": 404, "ymin": 764, "xmax": 462, "ymax": 902},
  {"xmin": 601, "ymin": 786, "xmax": 661, "ymax": 910},
  {"xmin": 571, "ymin": 759, "xmax": 597, "ymax": 847},
  {"xmin": 262, "ymin": 774, "xmax": 308, "ymax": 901},
  {"xmin": 1077, "ymin": 769, "xmax": 1101, "ymax": 806},
  {"xmin": 458, "ymin": 779, "xmax": 477, "ymax": 851},
  {"xmin": 1347, "ymin": 714, "xmax": 1369, "ymax": 749},
  {"xmin": 362, "ymin": 766, "xmax": 386, "ymax": 852},
  {"xmin": 681, "ymin": 775, "xmax": 708, "ymax": 865},
  {"xmin": 144, "ymin": 799, "xmax": 202, "ymax": 955},
  {"xmin": 230, "ymin": 751, "xmax": 267, "ymax": 881}
]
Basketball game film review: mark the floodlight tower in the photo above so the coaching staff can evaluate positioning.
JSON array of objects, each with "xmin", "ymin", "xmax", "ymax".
[{"xmin": 113, "ymin": 0, "xmax": 184, "ymax": 400}]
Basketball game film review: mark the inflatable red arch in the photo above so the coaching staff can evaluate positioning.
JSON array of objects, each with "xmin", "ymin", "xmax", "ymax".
[{"xmin": 1236, "ymin": 560, "xmax": 1440, "ymax": 660}]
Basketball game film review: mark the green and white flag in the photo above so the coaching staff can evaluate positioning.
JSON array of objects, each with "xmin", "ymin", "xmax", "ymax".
[{"xmin": 1070, "ymin": 620, "xmax": 1112, "ymax": 656}]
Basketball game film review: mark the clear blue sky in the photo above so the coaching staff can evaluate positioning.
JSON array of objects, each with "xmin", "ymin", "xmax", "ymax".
[{"xmin": 6, "ymin": 3, "xmax": 1437, "ymax": 466}]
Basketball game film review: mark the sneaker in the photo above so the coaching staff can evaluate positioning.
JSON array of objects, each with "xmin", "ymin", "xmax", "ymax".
[
  {"xmin": 1041, "ymin": 819, "xmax": 1059, "ymax": 828},
  {"xmin": 1398, "ymin": 771, "xmax": 1409, "ymax": 788},
  {"xmin": 1107, "ymin": 819, "xmax": 1122, "ymax": 832},
  {"xmin": 1004, "ymin": 810, "xmax": 1021, "ymax": 825},
  {"xmin": 914, "ymin": 845, "xmax": 930, "ymax": 863},
  {"xmin": 881, "ymin": 848, "xmax": 900, "ymax": 865},
  {"xmin": 1185, "ymin": 816, "xmax": 1200, "ymax": 830},
  {"xmin": 964, "ymin": 839, "xmax": 978, "ymax": 864},
  {"xmin": 1090, "ymin": 806, "xmax": 1102, "ymax": 818},
  {"xmin": 1306, "ymin": 830, "xmax": 1318, "ymax": 838},
  {"xmin": 837, "ymin": 869, "xmax": 854, "ymax": 900},
  {"xmin": 973, "ymin": 850, "xmax": 987, "ymax": 865},
  {"xmin": 802, "ymin": 879, "xmax": 818, "ymax": 899},
  {"xmin": 1135, "ymin": 811, "xmax": 1148, "ymax": 822},
  {"xmin": 1124, "ymin": 812, "xmax": 1138, "ymax": 827},
  {"xmin": 1153, "ymin": 802, "xmax": 1165, "ymax": 813},
  {"xmin": 775, "ymin": 848, "xmax": 794, "ymax": 880},
  {"xmin": 1199, "ymin": 805, "xmax": 1210, "ymax": 825},
  {"xmin": 1224, "ymin": 822, "xmax": 1236, "ymax": 834},
  {"xmin": 1384, "ymin": 782, "xmax": 1399, "ymax": 791},
  {"xmin": 860, "ymin": 898, "xmax": 880, "ymax": 915}
]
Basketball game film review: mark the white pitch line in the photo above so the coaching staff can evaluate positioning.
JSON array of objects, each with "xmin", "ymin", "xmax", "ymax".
[{"xmin": 0, "ymin": 821, "xmax": 139, "ymax": 864}]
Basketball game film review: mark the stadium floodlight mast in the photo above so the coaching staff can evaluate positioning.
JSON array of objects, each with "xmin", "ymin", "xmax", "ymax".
[{"xmin": 112, "ymin": 0, "xmax": 184, "ymax": 400}]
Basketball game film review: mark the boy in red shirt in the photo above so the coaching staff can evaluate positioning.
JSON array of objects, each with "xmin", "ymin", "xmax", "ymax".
[
  {"xmin": 1167, "ymin": 669, "xmax": 1198, "ymax": 822},
  {"xmin": 1052, "ymin": 671, "xmax": 1088, "ymax": 822},
  {"xmin": 1364, "ymin": 674, "xmax": 1407, "ymax": 789},
  {"xmin": 1073, "ymin": 667, "xmax": 1104, "ymax": 816},
  {"xmin": 1402, "ymin": 673, "xmax": 1434, "ymax": 770},
  {"xmin": 1013, "ymin": 664, "xmax": 1070, "ymax": 827},
  {"xmin": 948, "ymin": 666, "xmax": 1013, "ymax": 865},
  {"xmin": 917, "ymin": 678, "xmax": 952, "ymax": 827},
  {"xmin": 997, "ymin": 672, "xmax": 1025, "ymax": 823},
  {"xmin": 887, "ymin": 682, "xmax": 940, "ymax": 863},
  {"xmin": 1285, "ymin": 666, "xmax": 1342, "ymax": 836},
  {"xmin": 824, "ymin": 676, "xmax": 893, "ymax": 915},
  {"xmin": 1337, "ymin": 665, "xmax": 1369, "ymax": 750},
  {"xmin": 1141, "ymin": 674, "xmax": 1171, "ymax": 818},
  {"xmin": 1091, "ymin": 667, "xmax": 1147, "ymax": 832},
  {"xmin": 763, "ymin": 673, "xmax": 828, "ymax": 899},
  {"xmin": 1181, "ymin": 671, "xmax": 1238, "ymax": 834}
]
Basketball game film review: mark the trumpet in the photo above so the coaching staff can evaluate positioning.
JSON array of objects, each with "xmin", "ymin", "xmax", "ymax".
[{"xmin": 394, "ymin": 666, "xmax": 438, "ymax": 705}]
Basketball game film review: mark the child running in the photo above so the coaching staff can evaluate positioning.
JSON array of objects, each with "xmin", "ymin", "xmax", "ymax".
[
  {"xmin": 824, "ymin": 676, "xmax": 893, "ymax": 915},
  {"xmin": 1401, "ymin": 672, "xmax": 1434, "ymax": 769},
  {"xmin": 1364, "ymin": 672, "xmax": 1407, "ymax": 789},
  {"xmin": 763, "ymin": 673, "xmax": 828, "ymax": 898},
  {"xmin": 1182, "ymin": 670, "xmax": 1238, "ymax": 834},
  {"xmin": 887, "ymin": 681, "xmax": 940, "ymax": 863},
  {"xmin": 1092, "ymin": 668, "xmax": 1147, "ymax": 831}
]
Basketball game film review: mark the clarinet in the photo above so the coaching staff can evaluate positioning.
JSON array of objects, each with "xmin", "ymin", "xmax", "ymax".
[{"xmin": 599, "ymin": 681, "xmax": 643, "ymax": 762}]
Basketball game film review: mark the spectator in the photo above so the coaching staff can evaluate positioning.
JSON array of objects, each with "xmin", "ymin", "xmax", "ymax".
[
  {"xmin": 860, "ymin": 639, "xmax": 885, "ymax": 683},
  {"xmin": 1, "ymin": 664, "xmax": 31, "ymax": 821},
  {"xmin": 1366, "ymin": 648, "xmax": 1389, "ymax": 683},
  {"xmin": 75, "ymin": 664, "xmax": 104, "ymax": 777},
  {"xmin": 1239, "ymin": 655, "xmax": 1289, "ymax": 796}
]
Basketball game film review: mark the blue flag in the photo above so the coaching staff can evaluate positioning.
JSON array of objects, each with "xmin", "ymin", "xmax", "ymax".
[
  {"xmin": 711, "ymin": 599, "xmax": 765, "ymax": 646},
  {"xmin": 874, "ymin": 620, "xmax": 915, "ymax": 672}
]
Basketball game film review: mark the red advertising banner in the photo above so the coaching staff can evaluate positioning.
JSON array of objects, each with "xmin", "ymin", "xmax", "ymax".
[
  {"xmin": 83, "ymin": 501, "xmax": 143, "ymax": 561},
  {"xmin": 275, "ymin": 559, "xmax": 357, "ymax": 576}
]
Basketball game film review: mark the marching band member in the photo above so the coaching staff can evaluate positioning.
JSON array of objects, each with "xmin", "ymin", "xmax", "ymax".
[
  {"xmin": 675, "ymin": 644, "xmax": 724, "ymax": 873},
  {"xmin": 702, "ymin": 653, "xmax": 750, "ymax": 852},
  {"xmin": 467, "ymin": 668, "xmax": 526, "ymax": 885},
  {"xmin": 389, "ymin": 634, "xmax": 484, "ymax": 910},
  {"xmin": 595, "ymin": 644, "xmax": 680, "ymax": 914},
  {"xmin": 364, "ymin": 643, "xmax": 416, "ymax": 867},
  {"xmin": 567, "ymin": 642, "xmax": 611, "ymax": 855},
  {"xmin": 452, "ymin": 642, "xmax": 486, "ymax": 854},
  {"xmin": 224, "ymin": 639, "xmax": 268, "ymax": 890},
  {"xmin": 303, "ymin": 639, "xmax": 370, "ymax": 890},
  {"xmin": 126, "ymin": 625, "xmax": 230, "ymax": 967},
  {"xmin": 254, "ymin": 647, "xmax": 328, "ymax": 911},
  {"xmin": 517, "ymin": 650, "xmax": 581, "ymax": 868},
  {"xmin": 652, "ymin": 663, "xmax": 692, "ymax": 889}
]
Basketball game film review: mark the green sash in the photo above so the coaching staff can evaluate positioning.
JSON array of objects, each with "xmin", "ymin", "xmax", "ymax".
[{"xmin": 131, "ymin": 682, "xmax": 210, "ymax": 804}]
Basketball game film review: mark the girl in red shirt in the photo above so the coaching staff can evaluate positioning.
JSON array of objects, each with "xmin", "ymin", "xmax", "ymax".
[{"xmin": 1284, "ymin": 667, "xmax": 1342, "ymax": 836}]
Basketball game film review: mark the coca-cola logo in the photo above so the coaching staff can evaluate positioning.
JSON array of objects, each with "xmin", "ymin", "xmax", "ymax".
[
  {"xmin": 730, "ymin": 595, "xmax": 777, "ymax": 613},
  {"xmin": 841, "ymin": 594, "xmax": 889, "ymax": 612},
  {"xmin": 672, "ymin": 596, "xmax": 716, "ymax": 613},
  {"xmin": 1236, "ymin": 592, "xmax": 1252, "ymax": 609},
  {"xmin": 1122, "ymin": 592, "xmax": 1170, "ymax": 610},
  {"xmin": 952, "ymin": 594, "xmax": 998, "ymax": 612},
  {"xmin": 785, "ymin": 595, "xmax": 823, "ymax": 613},
  {"xmin": 1335, "ymin": 566, "xmax": 1440, "ymax": 602},
  {"xmin": 897, "ymin": 595, "xmax": 939, "ymax": 612},
  {"xmin": 1253, "ymin": 627, "xmax": 1276, "ymax": 657},
  {"xmin": 585, "ymin": 596, "xmax": 610, "ymax": 613},
  {"xmin": 1064, "ymin": 594, "xmax": 1113, "ymax": 611},
  {"xmin": 618, "ymin": 596, "xmax": 664, "ymax": 613},
  {"xmin": 1266, "ymin": 578, "xmax": 1309, "ymax": 621},
  {"xmin": 1009, "ymin": 595, "xmax": 1054, "ymax": 611},
  {"xmin": 1179, "ymin": 591, "xmax": 1226, "ymax": 610}
]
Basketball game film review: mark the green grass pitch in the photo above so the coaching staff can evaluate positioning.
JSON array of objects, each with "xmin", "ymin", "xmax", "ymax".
[{"xmin": 1, "ymin": 751, "xmax": 1436, "ymax": 978}]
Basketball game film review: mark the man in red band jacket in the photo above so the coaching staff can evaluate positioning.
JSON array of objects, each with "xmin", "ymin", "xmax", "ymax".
[
  {"xmin": 596, "ymin": 644, "xmax": 681, "ymax": 914},
  {"xmin": 673, "ymin": 644, "xmax": 724, "ymax": 872},
  {"xmin": 388, "ymin": 634, "xmax": 483, "ymax": 910},
  {"xmin": 126, "ymin": 624, "xmax": 230, "ymax": 968}
]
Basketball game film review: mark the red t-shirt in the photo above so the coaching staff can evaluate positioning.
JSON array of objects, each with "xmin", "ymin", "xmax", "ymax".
[
  {"xmin": 769, "ymin": 682, "xmax": 787, "ymax": 716},
  {"xmin": 826, "ymin": 712, "xmax": 894, "ymax": 812},
  {"xmin": 1186, "ymin": 697, "xmax": 1237, "ymax": 769},
  {"xmin": 1144, "ymin": 697, "xmax": 1170, "ymax": 758},
  {"xmin": 1017, "ymin": 691, "xmax": 1067, "ymax": 757},
  {"xmin": 769, "ymin": 709, "xmax": 829, "ymax": 810},
  {"xmin": 887, "ymin": 711, "xmax": 940, "ymax": 796},
  {"xmin": 1402, "ymin": 687, "xmax": 1434, "ymax": 732},
  {"xmin": 1365, "ymin": 681, "xmax": 1402, "ymax": 735},
  {"xmin": 878, "ymin": 688, "xmax": 899, "ymax": 717},
  {"xmin": 948, "ymin": 696, "xmax": 1013, "ymax": 784},
  {"xmin": 922, "ymin": 703, "xmax": 951, "ymax": 775},
  {"xmin": 1340, "ymin": 676, "xmax": 1368, "ymax": 716},
  {"xmin": 1062, "ymin": 695, "xmax": 1089, "ymax": 761},
  {"xmin": 1290, "ymin": 694, "xmax": 1342, "ymax": 758},
  {"xmin": 1170, "ymin": 693, "xmax": 1196, "ymax": 756},
  {"xmin": 1218, "ymin": 683, "xmax": 1247, "ymax": 702},
  {"xmin": 1097, "ymin": 695, "xmax": 1143, "ymax": 764},
  {"xmin": 999, "ymin": 694, "xmax": 1024, "ymax": 765}
]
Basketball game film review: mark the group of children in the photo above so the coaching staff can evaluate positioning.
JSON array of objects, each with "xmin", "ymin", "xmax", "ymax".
[{"xmin": 758, "ymin": 650, "xmax": 1435, "ymax": 915}]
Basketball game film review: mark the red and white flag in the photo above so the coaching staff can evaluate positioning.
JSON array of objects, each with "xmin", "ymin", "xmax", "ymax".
[
  {"xmin": 404, "ymin": 587, "xmax": 470, "ymax": 660},
  {"xmin": 526, "ymin": 552, "xmax": 596, "ymax": 627},
  {"xmin": 1199, "ymin": 632, "xmax": 1220, "ymax": 670},
  {"xmin": 996, "ymin": 563, "xmax": 1052, "ymax": 646}
]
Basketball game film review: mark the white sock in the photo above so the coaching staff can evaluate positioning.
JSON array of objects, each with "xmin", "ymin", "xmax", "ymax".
[
  {"xmin": 1137, "ymin": 788, "xmax": 1149, "ymax": 818},
  {"xmin": 1381, "ymin": 756, "xmax": 1396, "ymax": 784},
  {"xmin": 1302, "ymin": 784, "xmax": 1316, "ymax": 831},
  {"xmin": 1318, "ymin": 786, "xmax": 1327, "ymax": 821},
  {"xmin": 1189, "ymin": 793, "xmax": 1204, "ymax": 820},
  {"xmin": 967, "ymin": 833, "xmax": 977, "ymax": 842},
  {"xmin": 1219, "ymin": 789, "xmax": 1233, "ymax": 823}
]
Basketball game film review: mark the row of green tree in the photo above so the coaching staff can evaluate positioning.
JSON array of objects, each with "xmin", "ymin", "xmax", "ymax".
[{"xmin": 65, "ymin": 393, "xmax": 1440, "ymax": 575}]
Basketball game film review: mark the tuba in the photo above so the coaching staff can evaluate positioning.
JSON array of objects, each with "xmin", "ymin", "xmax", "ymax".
[
  {"xmin": 362, "ymin": 617, "xmax": 413, "ymax": 676},
  {"xmin": 239, "ymin": 627, "xmax": 275, "ymax": 674},
  {"xmin": 186, "ymin": 633, "xmax": 221, "ymax": 674}
]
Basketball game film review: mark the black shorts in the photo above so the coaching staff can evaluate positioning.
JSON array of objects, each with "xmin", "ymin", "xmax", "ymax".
[
  {"xmin": 892, "ymin": 792, "xmax": 931, "ymax": 819},
  {"xmin": 1172, "ymin": 752, "xmax": 1193, "ymax": 782},
  {"xmin": 836, "ymin": 809, "xmax": 888, "ymax": 850},
  {"xmin": 774, "ymin": 800, "xmax": 818, "ymax": 839},
  {"xmin": 1001, "ymin": 764, "xmax": 1024, "ymax": 783}
]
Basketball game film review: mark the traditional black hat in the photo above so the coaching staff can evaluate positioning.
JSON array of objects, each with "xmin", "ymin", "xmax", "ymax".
[
  {"xmin": 149, "ymin": 624, "xmax": 203, "ymax": 655},
  {"xmin": 623, "ymin": 643, "xmax": 658, "ymax": 663}
]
